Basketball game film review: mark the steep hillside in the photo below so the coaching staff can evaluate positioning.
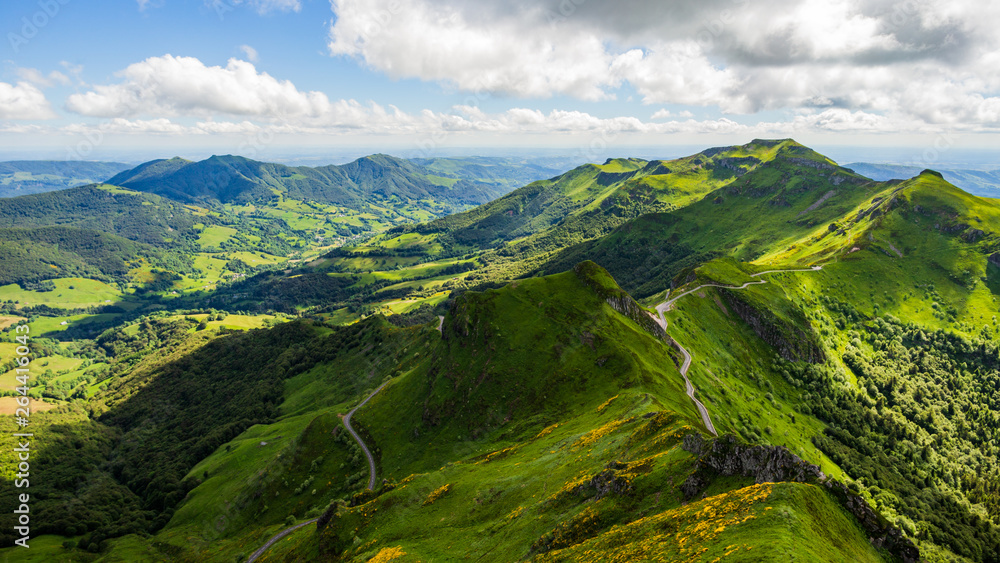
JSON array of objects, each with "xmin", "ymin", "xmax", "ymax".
[
  {"xmin": 6, "ymin": 140, "xmax": 1000, "ymax": 562},
  {"xmin": 0, "ymin": 262, "xmax": 907, "ymax": 562},
  {"xmin": 393, "ymin": 139, "xmax": 801, "ymax": 254},
  {"xmin": 0, "ymin": 185, "xmax": 206, "ymax": 287},
  {"xmin": 0, "ymin": 184, "xmax": 201, "ymax": 246},
  {"xmin": 0, "ymin": 226, "xmax": 183, "ymax": 286},
  {"xmin": 307, "ymin": 140, "xmax": 806, "ymax": 310},
  {"xmin": 544, "ymin": 141, "xmax": 878, "ymax": 297},
  {"xmin": 628, "ymin": 171, "xmax": 1000, "ymax": 561}
]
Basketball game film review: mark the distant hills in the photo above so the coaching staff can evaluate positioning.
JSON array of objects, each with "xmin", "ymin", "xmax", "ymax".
[
  {"xmin": 846, "ymin": 162, "xmax": 1000, "ymax": 198},
  {"xmin": 0, "ymin": 160, "xmax": 130, "ymax": 197},
  {"xmin": 4, "ymin": 140, "xmax": 1000, "ymax": 561},
  {"xmin": 107, "ymin": 153, "xmax": 564, "ymax": 209}
]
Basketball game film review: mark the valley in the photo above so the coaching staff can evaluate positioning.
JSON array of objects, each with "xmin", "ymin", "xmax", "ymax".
[{"xmin": 0, "ymin": 139, "xmax": 998, "ymax": 562}]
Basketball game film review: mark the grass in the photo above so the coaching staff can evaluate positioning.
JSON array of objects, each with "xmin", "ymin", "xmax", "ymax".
[
  {"xmin": 0, "ymin": 316, "xmax": 24, "ymax": 330},
  {"xmin": 531, "ymin": 482, "xmax": 884, "ymax": 563},
  {"xmin": 0, "ymin": 534, "xmax": 96, "ymax": 562},
  {"xmin": 367, "ymin": 292, "xmax": 449, "ymax": 317},
  {"xmin": 0, "ymin": 278, "xmax": 122, "ymax": 309},
  {"xmin": 179, "ymin": 313, "xmax": 281, "ymax": 331},
  {"xmin": 196, "ymin": 225, "xmax": 237, "ymax": 248}
]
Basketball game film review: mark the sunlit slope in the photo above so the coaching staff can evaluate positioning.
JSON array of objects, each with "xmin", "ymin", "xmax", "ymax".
[
  {"xmin": 646, "ymin": 172, "xmax": 1000, "ymax": 561},
  {"xmin": 543, "ymin": 140, "xmax": 879, "ymax": 297},
  {"xmin": 372, "ymin": 140, "xmax": 795, "ymax": 256},
  {"xmin": 266, "ymin": 263, "xmax": 897, "ymax": 563}
]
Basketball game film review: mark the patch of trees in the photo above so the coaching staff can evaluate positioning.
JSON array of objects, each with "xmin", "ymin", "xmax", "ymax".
[{"xmin": 775, "ymin": 310, "xmax": 1000, "ymax": 561}]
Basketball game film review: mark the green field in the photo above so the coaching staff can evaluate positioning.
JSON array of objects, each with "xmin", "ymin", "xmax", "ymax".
[
  {"xmin": 0, "ymin": 278, "xmax": 122, "ymax": 309},
  {"xmin": 196, "ymin": 225, "xmax": 238, "ymax": 248}
]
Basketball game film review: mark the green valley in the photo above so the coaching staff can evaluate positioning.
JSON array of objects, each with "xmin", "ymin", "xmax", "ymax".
[{"xmin": 2, "ymin": 140, "xmax": 999, "ymax": 563}]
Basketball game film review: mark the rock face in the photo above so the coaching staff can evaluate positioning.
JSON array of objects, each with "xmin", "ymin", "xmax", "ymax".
[
  {"xmin": 710, "ymin": 156, "xmax": 762, "ymax": 176},
  {"xmin": 680, "ymin": 434, "xmax": 824, "ymax": 497},
  {"xmin": 681, "ymin": 434, "xmax": 920, "ymax": 563},
  {"xmin": 574, "ymin": 261, "xmax": 666, "ymax": 340},
  {"xmin": 990, "ymin": 252, "xmax": 1000, "ymax": 269},
  {"xmin": 785, "ymin": 156, "xmax": 837, "ymax": 171},
  {"xmin": 719, "ymin": 288, "xmax": 824, "ymax": 363},
  {"xmin": 596, "ymin": 169, "xmax": 639, "ymax": 186},
  {"xmin": 823, "ymin": 479, "xmax": 921, "ymax": 563}
]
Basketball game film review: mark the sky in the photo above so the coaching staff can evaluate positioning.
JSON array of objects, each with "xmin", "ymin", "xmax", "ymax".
[{"xmin": 0, "ymin": 0, "xmax": 998, "ymax": 165}]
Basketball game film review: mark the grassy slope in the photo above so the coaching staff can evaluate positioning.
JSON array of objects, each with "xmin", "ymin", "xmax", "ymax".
[
  {"xmin": 643, "ymin": 171, "xmax": 1000, "ymax": 561},
  {"xmin": 548, "ymin": 140, "xmax": 881, "ymax": 298},
  {"xmin": 251, "ymin": 263, "xmax": 889, "ymax": 562},
  {"xmin": 11, "ymin": 143, "xmax": 989, "ymax": 561}
]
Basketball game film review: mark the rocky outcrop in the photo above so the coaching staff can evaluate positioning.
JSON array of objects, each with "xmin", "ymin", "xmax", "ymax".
[
  {"xmin": 719, "ymin": 288, "xmax": 824, "ymax": 363},
  {"xmin": 680, "ymin": 434, "xmax": 824, "ymax": 497},
  {"xmin": 584, "ymin": 461, "xmax": 635, "ymax": 500},
  {"xmin": 681, "ymin": 433, "xmax": 920, "ymax": 563},
  {"xmin": 710, "ymin": 156, "xmax": 761, "ymax": 176},
  {"xmin": 989, "ymin": 252, "xmax": 1000, "ymax": 268},
  {"xmin": 962, "ymin": 228, "xmax": 986, "ymax": 242},
  {"xmin": 596, "ymin": 170, "xmax": 638, "ymax": 186},
  {"xmin": 574, "ymin": 261, "xmax": 666, "ymax": 340},
  {"xmin": 603, "ymin": 293, "xmax": 666, "ymax": 340},
  {"xmin": 823, "ymin": 479, "xmax": 921, "ymax": 563}
]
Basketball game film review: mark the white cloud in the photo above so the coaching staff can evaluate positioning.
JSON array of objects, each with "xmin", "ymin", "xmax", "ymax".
[
  {"xmin": 239, "ymin": 45, "xmax": 259, "ymax": 63},
  {"xmin": 328, "ymin": 0, "xmax": 618, "ymax": 100},
  {"xmin": 58, "ymin": 52, "xmax": 974, "ymax": 142},
  {"xmin": 65, "ymin": 55, "xmax": 333, "ymax": 119},
  {"xmin": 16, "ymin": 68, "xmax": 71, "ymax": 88},
  {"xmin": 651, "ymin": 109, "xmax": 695, "ymax": 120},
  {"xmin": 326, "ymin": 0, "xmax": 1000, "ymax": 129},
  {"xmin": 0, "ymin": 82, "xmax": 57, "ymax": 119}
]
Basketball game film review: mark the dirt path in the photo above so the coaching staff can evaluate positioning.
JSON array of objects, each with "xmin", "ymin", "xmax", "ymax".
[{"xmin": 652, "ymin": 265, "xmax": 823, "ymax": 437}]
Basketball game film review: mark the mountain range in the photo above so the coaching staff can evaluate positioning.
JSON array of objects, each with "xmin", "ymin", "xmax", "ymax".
[{"xmin": 0, "ymin": 139, "xmax": 998, "ymax": 563}]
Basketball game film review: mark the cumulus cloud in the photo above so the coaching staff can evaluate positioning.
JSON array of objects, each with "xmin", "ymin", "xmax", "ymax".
[
  {"xmin": 0, "ymin": 82, "xmax": 57, "ymax": 119},
  {"xmin": 59, "ymin": 52, "xmax": 958, "ymax": 142},
  {"xmin": 652, "ymin": 109, "xmax": 695, "ymax": 120},
  {"xmin": 326, "ymin": 0, "xmax": 1000, "ymax": 128},
  {"xmin": 65, "ymin": 55, "xmax": 333, "ymax": 119}
]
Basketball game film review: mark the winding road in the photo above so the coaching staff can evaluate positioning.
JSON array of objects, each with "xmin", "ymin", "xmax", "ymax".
[
  {"xmin": 245, "ymin": 518, "xmax": 318, "ymax": 563},
  {"xmin": 650, "ymin": 265, "xmax": 823, "ymax": 437},
  {"xmin": 343, "ymin": 381, "xmax": 389, "ymax": 491},
  {"xmin": 245, "ymin": 381, "xmax": 390, "ymax": 562}
]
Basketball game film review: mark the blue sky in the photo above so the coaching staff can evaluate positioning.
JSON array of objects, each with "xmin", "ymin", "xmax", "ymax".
[{"xmin": 1, "ymin": 0, "xmax": 998, "ymax": 164}]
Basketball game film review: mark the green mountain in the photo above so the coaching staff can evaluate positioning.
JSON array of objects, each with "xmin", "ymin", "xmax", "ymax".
[
  {"xmin": 0, "ymin": 262, "xmax": 911, "ymax": 563},
  {"xmin": 108, "ymin": 153, "xmax": 512, "ymax": 208},
  {"xmin": 542, "ymin": 140, "xmax": 876, "ymax": 296},
  {"xmin": 0, "ymin": 160, "xmax": 131, "ymax": 198},
  {"xmin": 0, "ymin": 185, "xmax": 205, "ymax": 288},
  {"xmin": 5, "ymin": 140, "xmax": 1000, "ymax": 562},
  {"xmin": 395, "ymin": 141, "xmax": 787, "ymax": 251}
]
